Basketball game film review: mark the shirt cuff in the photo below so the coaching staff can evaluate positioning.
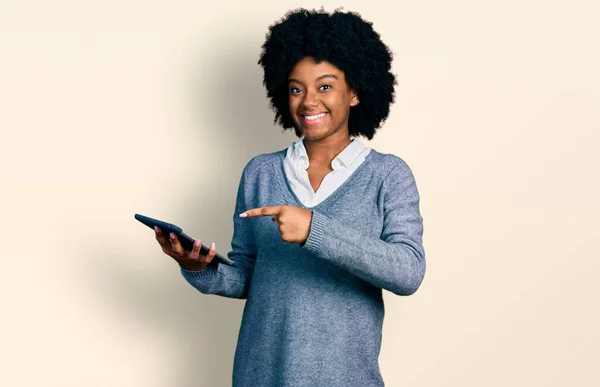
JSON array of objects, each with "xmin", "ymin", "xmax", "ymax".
[
  {"xmin": 180, "ymin": 262, "xmax": 218, "ymax": 279},
  {"xmin": 301, "ymin": 210, "xmax": 326, "ymax": 253}
]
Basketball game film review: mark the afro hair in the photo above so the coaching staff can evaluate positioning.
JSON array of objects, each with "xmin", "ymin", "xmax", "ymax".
[{"xmin": 258, "ymin": 7, "xmax": 397, "ymax": 140}]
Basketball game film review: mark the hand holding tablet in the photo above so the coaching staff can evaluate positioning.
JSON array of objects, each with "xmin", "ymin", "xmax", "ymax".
[{"xmin": 135, "ymin": 213, "xmax": 234, "ymax": 270}]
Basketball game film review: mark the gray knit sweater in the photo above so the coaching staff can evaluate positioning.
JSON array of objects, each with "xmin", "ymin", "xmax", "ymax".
[{"xmin": 181, "ymin": 148, "xmax": 426, "ymax": 386}]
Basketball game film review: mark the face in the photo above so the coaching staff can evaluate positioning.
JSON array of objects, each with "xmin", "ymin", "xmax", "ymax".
[{"xmin": 287, "ymin": 56, "xmax": 358, "ymax": 142}]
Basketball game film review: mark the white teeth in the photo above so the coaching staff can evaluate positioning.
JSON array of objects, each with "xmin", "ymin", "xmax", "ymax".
[{"xmin": 304, "ymin": 113, "xmax": 326, "ymax": 120}]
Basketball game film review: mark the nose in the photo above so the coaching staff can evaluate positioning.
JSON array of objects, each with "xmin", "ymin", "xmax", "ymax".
[{"xmin": 301, "ymin": 88, "xmax": 318, "ymax": 109}]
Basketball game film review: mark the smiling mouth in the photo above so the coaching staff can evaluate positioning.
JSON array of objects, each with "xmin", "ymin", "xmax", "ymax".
[{"xmin": 299, "ymin": 112, "xmax": 328, "ymax": 126}]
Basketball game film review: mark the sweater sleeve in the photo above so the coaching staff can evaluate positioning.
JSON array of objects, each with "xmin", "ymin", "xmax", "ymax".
[
  {"xmin": 180, "ymin": 164, "xmax": 257, "ymax": 299},
  {"xmin": 301, "ymin": 157, "xmax": 426, "ymax": 296}
]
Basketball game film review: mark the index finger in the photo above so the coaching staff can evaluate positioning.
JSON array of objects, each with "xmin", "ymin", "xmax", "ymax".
[
  {"xmin": 154, "ymin": 226, "xmax": 169, "ymax": 245},
  {"xmin": 240, "ymin": 206, "xmax": 282, "ymax": 218}
]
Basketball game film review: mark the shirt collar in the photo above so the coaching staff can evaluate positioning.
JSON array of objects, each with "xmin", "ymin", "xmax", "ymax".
[{"xmin": 290, "ymin": 136, "xmax": 367, "ymax": 170}]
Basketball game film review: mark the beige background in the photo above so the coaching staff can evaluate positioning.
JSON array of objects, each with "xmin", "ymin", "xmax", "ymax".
[{"xmin": 1, "ymin": 0, "xmax": 598, "ymax": 386}]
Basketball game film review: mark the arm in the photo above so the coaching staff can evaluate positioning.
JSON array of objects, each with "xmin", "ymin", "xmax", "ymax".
[
  {"xmin": 301, "ymin": 158, "xmax": 426, "ymax": 296},
  {"xmin": 180, "ymin": 165, "xmax": 257, "ymax": 299}
]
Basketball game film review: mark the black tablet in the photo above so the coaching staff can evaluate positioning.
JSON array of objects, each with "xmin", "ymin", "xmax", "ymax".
[{"xmin": 135, "ymin": 213, "xmax": 234, "ymax": 266}]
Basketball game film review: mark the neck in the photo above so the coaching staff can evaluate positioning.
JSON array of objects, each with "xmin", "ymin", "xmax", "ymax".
[{"xmin": 302, "ymin": 132, "xmax": 352, "ymax": 166}]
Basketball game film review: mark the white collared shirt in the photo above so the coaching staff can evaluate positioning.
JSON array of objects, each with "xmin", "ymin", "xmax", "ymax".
[{"xmin": 283, "ymin": 136, "xmax": 371, "ymax": 207}]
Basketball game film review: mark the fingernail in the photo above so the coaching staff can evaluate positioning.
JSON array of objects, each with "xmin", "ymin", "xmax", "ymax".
[
  {"xmin": 210, "ymin": 242, "xmax": 215, "ymax": 250},
  {"xmin": 194, "ymin": 240, "xmax": 200, "ymax": 247},
  {"xmin": 239, "ymin": 212, "xmax": 247, "ymax": 218},
  {"xmin": 154, "ymin": 226, "xmax": 159, "ymax": 233},
  {"xmin": 170, "ymin": 232, "xmax": 175, "ymax": 240}
]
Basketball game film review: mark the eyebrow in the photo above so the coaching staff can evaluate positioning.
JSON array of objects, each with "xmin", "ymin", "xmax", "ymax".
[{"xmin": 288, "ymin": 74, "xmax": 339, "ymax": 84}]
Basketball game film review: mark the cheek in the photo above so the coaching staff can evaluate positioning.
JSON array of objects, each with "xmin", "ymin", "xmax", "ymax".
[
  {"xmin": 288, "ymin": 99, "xmax": 303, "ymax": 126},
  {"xmin": 288, "ymin": 97, "xmax": 300, "ymax": 113},
  {"xmin": 327, "ymin": 92, "xmax": 347, "ymax": 108}
]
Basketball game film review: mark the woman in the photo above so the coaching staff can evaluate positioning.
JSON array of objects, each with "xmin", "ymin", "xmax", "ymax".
[{"xmin": 154, "ymin": 8, "xmax": 426, "ymax": 386}]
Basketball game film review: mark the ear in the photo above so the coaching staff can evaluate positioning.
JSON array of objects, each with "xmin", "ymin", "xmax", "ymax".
[{"xmin": 350, "ymin": 89, "xmax": 359, "ymax": 107}]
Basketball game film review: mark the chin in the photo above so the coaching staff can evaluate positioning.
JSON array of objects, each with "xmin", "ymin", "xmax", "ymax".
[
  {"xmin": 301, "ymin": 131, "xmax": 322, "ymax": 141},
  {"xmin": 301, "ymin": 126, "xmax": 328, "ymax": 138}
]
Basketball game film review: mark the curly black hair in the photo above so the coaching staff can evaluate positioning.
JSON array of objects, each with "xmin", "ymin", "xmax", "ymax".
[{"xmin": 258, "ymin": 7, "xmax": 396, "ymax": 140}]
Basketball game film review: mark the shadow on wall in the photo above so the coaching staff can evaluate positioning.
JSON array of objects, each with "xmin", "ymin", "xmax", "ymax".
[{"xmin": 84, "ymin": 40, "xmax": 297, "ymax": 386}]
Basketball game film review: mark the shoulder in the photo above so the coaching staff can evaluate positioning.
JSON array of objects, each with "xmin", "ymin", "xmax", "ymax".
[
  {"xmin": 368, "ymin": 149, "xmax": 415, "ymax": 181},
  {"xmin": 241, "ymin": 148, "xmax": 286, "ymax": 178}
]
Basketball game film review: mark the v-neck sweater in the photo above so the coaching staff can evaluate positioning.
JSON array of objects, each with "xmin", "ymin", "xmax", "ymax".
[
  {"xmin": 284, "ymin": 136, "xmax": 371, "ymax": 207},
  {"xmin": 180, "ymin": 147, "xmax": 426, "ymax": 386}
]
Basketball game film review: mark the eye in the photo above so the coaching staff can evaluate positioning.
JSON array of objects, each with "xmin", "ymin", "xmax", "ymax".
[
  {"xmin": 319, "ymin": 84, "xmax": 331, "ymax": 91},
  {"xmin": 290, "ymin": 87, "xmax": 302, "ymax": 94}
]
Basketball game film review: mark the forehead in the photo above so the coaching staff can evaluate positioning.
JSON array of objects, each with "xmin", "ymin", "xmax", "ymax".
[{"xmin": 288, "ymin": 56, "xmax": 345, "ymax": 81}]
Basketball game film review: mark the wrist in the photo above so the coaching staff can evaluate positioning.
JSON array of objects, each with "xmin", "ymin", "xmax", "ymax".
[{"xmin": 179, "ymin": 261, "xmax": 209, "ymax": 271}]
